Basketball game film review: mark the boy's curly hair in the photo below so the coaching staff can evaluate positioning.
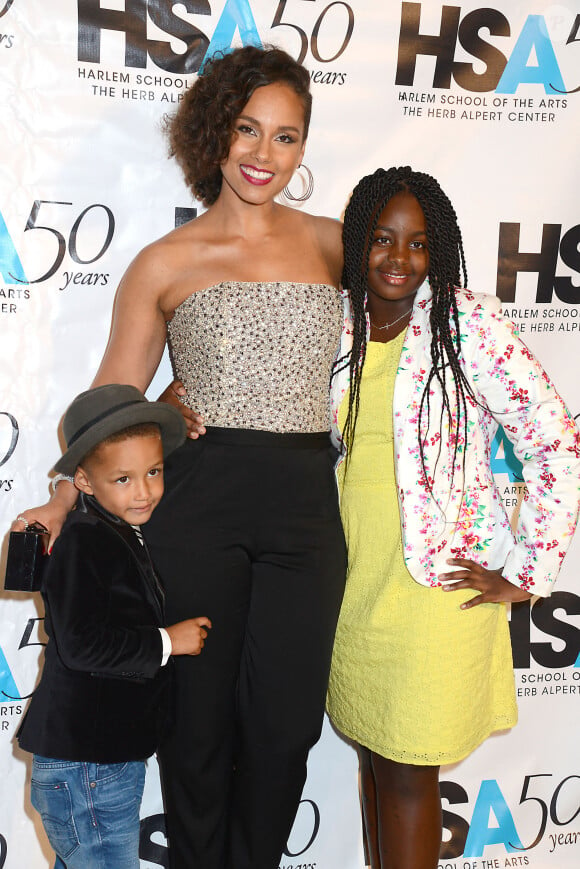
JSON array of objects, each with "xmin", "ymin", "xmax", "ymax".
[{"xmin": 166, "ymin": 46, "xmax": 312, "ymax": 206}]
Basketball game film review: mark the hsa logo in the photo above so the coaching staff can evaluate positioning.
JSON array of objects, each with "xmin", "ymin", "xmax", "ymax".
[
  {"xmin": 442, "ymin": 771, "xmax": 580, "ymax": 858},
  {"xmin": 497, "ymin": 222, "xmax": 580, "ymax": 304},
  {"xmin": 442, "ymin": 778, "xmax": 524, "ymax": 858},
  {"xmin": 77, "ymin": 0, "xmax": 263, "ymax": 74},
  {"xmin": 510, "ymin": 594, "xmax": 580, "ymax": 670},
  {"xmin": 77, "ymin": 0, "xmax": 355, "ymax": 73},
  {"xmin": 140, "ymin": 798, "xmax": 320, "ymax": 866},
  {"xmin": 396, "ymin": 2, "xmax": 579, "ymax": 94},
  {"xmin": 78, "ymin": 0, "xmax": 355, "ymax": 74}
]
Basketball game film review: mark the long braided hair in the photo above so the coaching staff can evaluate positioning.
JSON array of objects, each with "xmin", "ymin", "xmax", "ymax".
[{"xmin": 339, "ymin": 166, "xmax": 476, "ymax": 494}]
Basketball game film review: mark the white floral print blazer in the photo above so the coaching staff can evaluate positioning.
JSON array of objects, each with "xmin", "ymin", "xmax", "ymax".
[{"xmin": 330, "ymin": 282, "xmax": 580, "ymax": 597}]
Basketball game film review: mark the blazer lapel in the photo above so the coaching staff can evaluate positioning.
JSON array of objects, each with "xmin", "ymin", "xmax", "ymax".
[{"xmin": 77, "ymin": 494, "xmax": 165, "ymax": 621}]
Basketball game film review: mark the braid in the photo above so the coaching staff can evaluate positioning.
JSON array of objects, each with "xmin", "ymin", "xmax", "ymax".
[
  {"xmin": 339, "ymin": 166, "xmax": 475, "ymax": 494},
  {"xmin": 340, "ymin": 171, "xmax": 393, "ymax": 455}
]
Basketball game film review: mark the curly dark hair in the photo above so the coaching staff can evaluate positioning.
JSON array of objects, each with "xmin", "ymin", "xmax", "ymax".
[
  {"xmin": 166, "ymin": 46, "xmax": 312, "ymax": 206},
  {"xmin": 337, "ymin": 166, "xmax": 477, "ymax": 494}
]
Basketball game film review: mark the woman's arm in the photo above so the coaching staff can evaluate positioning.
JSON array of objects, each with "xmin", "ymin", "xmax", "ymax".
[
  {"xmin": 11, "ymin": 479, "xmax": 79, "ymax": 550},
  {"xmin": 158, "ymin": 380, "xmax": 206, "ymax": 439},
  {"xmin": 11, "ymin": 243, "xmax": 173, "ymax": 543},
  {"xmin": 92, "ymin": 243, "xmax": 170, "ymax": 389}
]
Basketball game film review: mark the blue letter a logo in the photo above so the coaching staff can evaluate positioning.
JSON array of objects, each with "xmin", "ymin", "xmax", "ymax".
[
  {"xmin": 464, "ymin": 779, "xmax": 523, "ymax": 856},
  {"xmin": 490, "ymin": 427, "xmax": 524, "ymax": 482},
  {"xmin": 496, "ymin": 15, "xmax": 566, "ymax": 94},
  {"xmin": 0, "ymin": 209, "xmax": 27, "ymax": 284},
  {"xmin": 0, "ymin": 645, "xmax": 23, "ymax": 701},
  {"xmin": 200, "ymin": 0, "xmax": 262, "ymax": 72}
]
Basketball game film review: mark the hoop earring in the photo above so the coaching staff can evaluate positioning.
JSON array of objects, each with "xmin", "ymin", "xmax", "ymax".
[{"xmin": 283, "ymin": 164, "xmax": 314, "ymax": 202}]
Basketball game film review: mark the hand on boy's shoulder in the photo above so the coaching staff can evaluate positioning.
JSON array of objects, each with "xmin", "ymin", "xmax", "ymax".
[{"xmin": 166, "ymin": 617, "xmax": 212, "ymax": 656}]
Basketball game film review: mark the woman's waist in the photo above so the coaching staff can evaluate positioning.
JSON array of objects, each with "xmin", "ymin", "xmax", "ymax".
[
  {"xmin": 181, "ymin": 393, "xmax": 332, "ymax": 434},
  {"xmin": 202, "ymin": 426, "xmax": 331, "ymax": 449}
]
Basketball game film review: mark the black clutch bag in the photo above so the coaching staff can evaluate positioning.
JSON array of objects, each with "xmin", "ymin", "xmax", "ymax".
[{"xmin": 4, "ymin": 522, "xmax": 49, "ymax": 592}]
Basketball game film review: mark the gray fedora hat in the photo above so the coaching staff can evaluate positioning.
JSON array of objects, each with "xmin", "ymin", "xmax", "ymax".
[{"xmin": 54, "ymin": 384, "xmax": 187, "ymax": 475}]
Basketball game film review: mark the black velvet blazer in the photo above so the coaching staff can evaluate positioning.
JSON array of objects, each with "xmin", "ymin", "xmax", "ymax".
[{"xmin": 17, "ymin": 494, "xmax": 173, "ymax": 763}]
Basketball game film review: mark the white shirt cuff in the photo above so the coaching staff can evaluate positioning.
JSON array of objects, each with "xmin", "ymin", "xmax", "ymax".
[{"xmin": 159, "ymin": 627, "xmax": 172, "ymax": 666}]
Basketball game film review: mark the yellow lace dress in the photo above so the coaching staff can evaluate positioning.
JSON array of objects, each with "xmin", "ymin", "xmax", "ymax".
[{"xmin": 327, "ymin": 335, "xmax": 517, "ymax": 764}]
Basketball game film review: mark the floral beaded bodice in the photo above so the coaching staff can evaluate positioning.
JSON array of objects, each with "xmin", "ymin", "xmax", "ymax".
[{"xmin": 168, "ymin": 281, "xmax": 343, "ymax": 433}]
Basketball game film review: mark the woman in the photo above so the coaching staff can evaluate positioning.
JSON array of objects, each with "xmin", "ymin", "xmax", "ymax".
[
  {"xmin": 326, "ymin": 166, "xmax": 580, "ymax": 868},
  {"xmin": 16, "ymin": 47, "xmax": 346, "ymax": 869}
]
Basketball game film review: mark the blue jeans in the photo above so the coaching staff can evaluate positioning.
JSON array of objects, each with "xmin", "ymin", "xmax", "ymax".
[{"xmin": 31, "ymin": 755, "xmax": 145, "ymax": 869}]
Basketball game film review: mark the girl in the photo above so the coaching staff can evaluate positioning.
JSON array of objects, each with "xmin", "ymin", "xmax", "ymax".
[
  {"xmin": 326, "ymin": 166, "xmax": 580, "ymax": 869},
  {"xmin": 14, "ymin": 47, "xmax": 346, "ymax": 869}
]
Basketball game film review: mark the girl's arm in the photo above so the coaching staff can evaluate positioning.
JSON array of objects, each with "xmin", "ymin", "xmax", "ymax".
[
  {"xmin": 438, "ymin": 560, "xmax": 533, "ymax": 608},
  {"xmin": 455, "ymin": 294, "xmax": 580, "ymax": 598}
]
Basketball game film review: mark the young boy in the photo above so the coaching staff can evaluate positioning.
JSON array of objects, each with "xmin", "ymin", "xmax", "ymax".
[{"xmin": 17, "ymin": 384, "xmax": 211, "ymax": 869}]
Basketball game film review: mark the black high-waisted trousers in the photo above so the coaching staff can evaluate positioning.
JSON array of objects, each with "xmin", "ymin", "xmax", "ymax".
[{"xmin": 144, "ymin": 428, "xmax": 347, "ymax": 869}]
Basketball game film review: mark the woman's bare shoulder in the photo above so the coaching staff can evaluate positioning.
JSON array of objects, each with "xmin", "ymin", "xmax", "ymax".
[
  {"xmin": 122, "ymin": 214, "xmax": 212, "ymax": 292},
  {"xmin": 140, "ymin": 213, "xmax": 211, "ymax": 264}
]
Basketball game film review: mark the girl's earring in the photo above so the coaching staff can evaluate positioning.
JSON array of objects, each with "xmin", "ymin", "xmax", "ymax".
[{"xmin": 283, "ymin": 164, "xmax": 314, "ymax": 202}]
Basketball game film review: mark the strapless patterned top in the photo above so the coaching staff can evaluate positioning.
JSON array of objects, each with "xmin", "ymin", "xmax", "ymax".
[{"xmin": 167, "ymin": 281, "xmax": 344, "ymax": 433}]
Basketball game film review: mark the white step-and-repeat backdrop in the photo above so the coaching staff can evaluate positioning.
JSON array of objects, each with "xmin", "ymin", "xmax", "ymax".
[{"xmin": 1, "ymin": 1, "xmax": 579, "ymax": 867}]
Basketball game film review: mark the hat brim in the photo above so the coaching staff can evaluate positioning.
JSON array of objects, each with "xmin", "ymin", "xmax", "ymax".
[{"xmin": 53, "ymin": 401, "xmax": 186, "ymax": 476}]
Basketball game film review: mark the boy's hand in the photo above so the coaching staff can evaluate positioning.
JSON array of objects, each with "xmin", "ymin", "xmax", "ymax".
[
  {"xmin": 158, "ymin": 380, "xmax": 206, "ymax": 439},
  {"xmin": 438, "ymin": 558, "xmax": 533, "ymax": 609},
  {"xmin": 166, "ymin": 617, "xmax": 212, "ymax": 656}
]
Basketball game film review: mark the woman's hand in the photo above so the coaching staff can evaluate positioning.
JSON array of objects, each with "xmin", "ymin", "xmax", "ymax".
[
  {"xmin": 11, "ymin": 480, "xmax": 78, "ymax": 552},
  {"xmin": 439, "ymin": 558, "xmax": 533, "ymax": 609},
  {"xmin": 158, "ymin": 380, "xmax": 206, "ymax": 439}
]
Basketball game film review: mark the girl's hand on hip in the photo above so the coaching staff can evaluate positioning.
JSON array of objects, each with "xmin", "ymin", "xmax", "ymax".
[{"xmin": 438, "ymin": 558, "xmax": 533, "ymax": 609}]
